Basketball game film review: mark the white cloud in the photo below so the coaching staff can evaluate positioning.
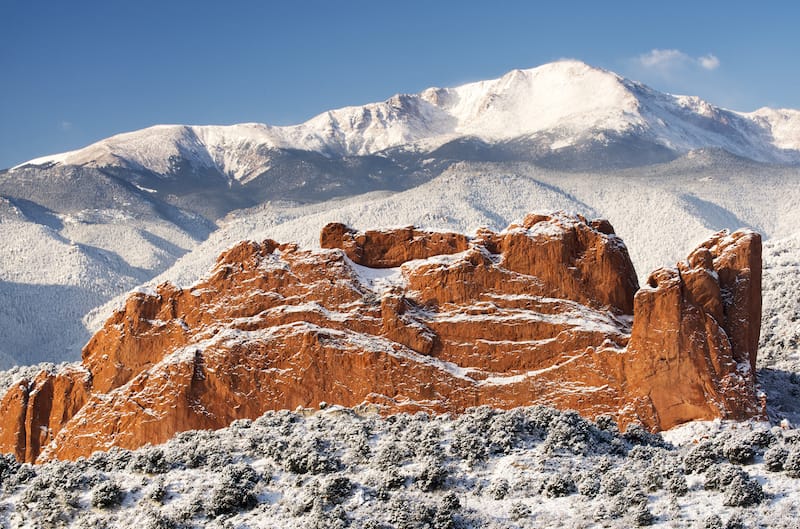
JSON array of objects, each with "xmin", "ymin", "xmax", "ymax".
[
  {"xmin": 636, "ymin": 49, "xmax": 720, "ymax": 72},
  {"xmin": 698, "ymin": 54, "xmax": 720, "ymax": 70},
  {"xmin": 60, "ymin": 121, "xmax": 73, "ymax": 131}
]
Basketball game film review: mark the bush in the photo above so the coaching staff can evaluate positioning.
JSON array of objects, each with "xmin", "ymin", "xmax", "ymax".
[
  {"xmin": 701, "ymin": 514, "xmax": 724, "ymax": 529},
  {"xmin": 666, "ymin": 473, "xmax": 688, "ymax": 496},
  {"xmin": 284, "ymin": 436, "xmax": 341, "ymax": 474},
  {"xmin": 784, "ymin": 446, "xmax": 800, "ymax": 478},
  {"xmin": 543, "ymin": 410, "xmax": 591, "ymax": 454},
  {"xmin": 415, "ymin": 456, "xmax": 447, "ymax": 492},
  {"xmin": 322, "ymin": 476, "xmax": 354, "ymax": 505},
  {"xmin": 205, "ymin": 463, "xmax": 259, "ymax": 516},
  {"xmin": 723, "ymin": 439, "xmax": 755, "ymax": 465},
  {"xmin": 764, "ymin": 445, "xmax": 789, "ymax": 472},
  {"xmin": 600, "ymin": 470, "xmax": 628, "ymax": 496},
  {"xmin": 704, "ymin": 464, "xmax": 747, "ymax": 491},
  {"xmin": 486, "ymin": 478, "xmax": 509, "ymax": 500},
  {"xmin": 540, "ymin": 474, "xmax": 576, "ymax": 497},
  {"xmin": 684, "ymin": 441, "xmax": 720, "ymax": 473},
  {"xmin": 722, "ymin": 474, "xmax": 764, "ymax": 507},
  {"xmin": 91, "ymin": 480, "xmax": 123, "ymax": 509}
]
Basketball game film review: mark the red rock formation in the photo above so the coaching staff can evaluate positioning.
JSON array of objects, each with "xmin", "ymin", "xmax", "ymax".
[{"xmin": 0, "ymin": 213, "xmax": 763, "ymax": 463}]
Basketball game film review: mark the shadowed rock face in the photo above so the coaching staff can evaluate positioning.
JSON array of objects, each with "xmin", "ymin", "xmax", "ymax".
[{"xmin": 0, "ymin": 213, "xmax": 763, "ymax": 463}]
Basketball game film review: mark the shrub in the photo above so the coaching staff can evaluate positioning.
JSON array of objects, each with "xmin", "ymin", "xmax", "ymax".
[
  {"xmin": 415, "ymin": 456, "xmax": 447, "ymax": 492},
  {"xmin": 666, "ymin": 473, "xmax": 688, "ymax": 496},
  {"xmin": 764, "ymin": 445, "xmax": 789, "ymax": 472},
  {"xmin": 684, "ymin": 441, "xmax": 720, "ymax": 473},
  {"xmin": 509, "ymin": 501, "xmax": 531, "ymax": 520},
  {"xmin": 701, "ymin": 514, "xmax": 724, "ymax": 529},
  {"xmin": 577, "ymin": 473, "xmax": 601, "ymax": 498},
  {"xmin": 630, "ymin": 503, "xmax": 654, "ymax": 526},
  {"xmin": 129, "ymin": 446, "xmax": 170, "ymax": 474},
  {"xmin": 543, "ymin": 410, "xmax": 591, "ymax": 454},
  {"xmin": 284, "ymin": 436, "xmax": 340, "ymax": 474},
  {"xmin": 487, "ymin": 478, "xmax": 509, "ymax": 500},
  {"xmin": 540, "ymin": 474, "xmax": 577, "ymax": 498},
  {"xmin": 722, "ymin": 474, "xmax": 764, "ymax": 507},
  {"xmin": 784, "ymin": 446, "xmax": 800, "ymax": 478},
  {"xmin": 723, "ymin": 439, "xmax": 755, "ymax": 465},
  {"xmin": 623, "ymin": 423, "xmax": 667, "ymax": 448},
  {"xmin": 600, "ymin": 470, "xmax": 628, "ymax": 497},
  {"xmin": 91, "ymin": 480, "xmax": 123, "ymax": 509},
  {"xmin": 322, "ymin": 476, "xmax": 354, "ymax": 506},
  {"xmin": 205, "ymin": 463, "xmax": 259, "ymax": 516},
  {"xmin": 704, "ymin": 464, "xmax": 747, "ymax": 491}
]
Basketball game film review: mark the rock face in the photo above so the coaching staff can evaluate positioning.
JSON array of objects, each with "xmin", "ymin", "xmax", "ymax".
[{"xmin": 0, "ymin": 213, "xmax": 763, "ymax": 463}]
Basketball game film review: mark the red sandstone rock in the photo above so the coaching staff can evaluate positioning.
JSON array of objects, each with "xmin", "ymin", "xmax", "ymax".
[
  {"xmin": 0, "ymin": 214, "xmax": 763, "ymax": 463},
  {"xmin": 321, "ymin": 223, "xmax": 470, "ymax": 267}
]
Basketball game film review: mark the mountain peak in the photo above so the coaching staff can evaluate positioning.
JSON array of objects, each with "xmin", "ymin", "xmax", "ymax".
[{"xmin": 11, "ymin": 61, "xmax": 800, "ymax": 174}]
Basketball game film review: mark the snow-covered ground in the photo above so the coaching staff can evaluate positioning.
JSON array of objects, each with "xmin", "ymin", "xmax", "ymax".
[{"xmin": 0, "ymin": 406, "xmax": 797, "ymax": 528}]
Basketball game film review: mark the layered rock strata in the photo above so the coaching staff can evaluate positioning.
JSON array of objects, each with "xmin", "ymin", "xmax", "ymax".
[{"xmin": 0, "ymin": 213, "xmax": 763, "ymax": 462}]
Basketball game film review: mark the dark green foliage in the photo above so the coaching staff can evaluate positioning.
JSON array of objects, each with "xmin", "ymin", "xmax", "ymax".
[
  {"xmin": 722, "ymin": 474, "xmax": 764, "ymax": 507},
  {"xmin": 91, "ymin": 480, "xmax": 123, "ymax": 509},
  {"xmin": 684, "ymin": 441, "xmax": 720, "ymax": 473},
  {"xmin": 764, "ymin": 445, "xmax": 789, "ymax": 471},
  {"xmin": 205, "ymin": 463, "xmax": 259, "ymax": 516}
]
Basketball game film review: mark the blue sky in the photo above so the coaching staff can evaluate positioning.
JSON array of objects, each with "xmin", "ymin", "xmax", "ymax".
[{"xmin": 1, "ymin": 0, "xmax": 798, "ymax": 169}]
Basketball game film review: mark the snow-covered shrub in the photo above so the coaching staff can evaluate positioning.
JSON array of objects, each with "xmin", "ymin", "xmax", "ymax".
[
  {"xmin": 91, "ymin": 479, "xmax": 123, "ymax": 509},
  {"xmin": 141, "ymin": 508, "xmax": 178, "ymax": 529},
  {"xmin": 0, "ymin": 453, "xmax": 18, "ymax": 486},
  {"xmin": 283, "ymin": 436, "xmax": 341, "ymax": 474},
  {"xmin": 703, "ymin": 463, "xmax": 747, "ymax": 491},
  {"xmin": 145, "ymin": 477, "xmax": 167, "ymax": 503},
  {"xmin": 764, "ymin": 445, "xmax": 789, "ymax": 471},
  {"xmin": 450, "ymin": 430, "xmax": 488, "ymax": 465},
  {"xmin": 414, "ymin": 455, "xmax": 447, "ymax": 491},
  {"xmin": 321, "ymin": 476, "xmax": 354, "ymax": 506},
  {"xmin": 204, "ymin": 462, "xmax": 259, "ymax": 516},
  {"xmin": 630, "ymin": 502, "xmax": 654, "ymax": 526},
  {"xmin": 594, "ymin": 414, "xmax": 619, "ymax": 434},
  {"xmin": 540, "ymin": 473, "xmax": 576, "ymax": 497},
  {"xmin": 746, "ymin": 429, "xmax": 776, "ymax": 449},
  {"xmin": 487, "ymin": 408, "xmax": 525, "ymax": 454},
  {"xmin": 543, "ymin": 410, "xmax": 591, "ymax": 454},
  {"xmin": 723, "ymin": 438, "xmax": 755, "ymax": 465},
  {"xmin": 623, "ymin": 422, "xmax": 667, "ymax": 448},
  {"xmin": 374, "ymin": 439, "xmax": 413, "ymax": 470},
  {"xmin": 128, "ymin": 445, "xmax": 170, "ymax": 474},
  {"xmin": 722, "ymin": 474, "xmax": 764, "ymax": 507},
  {"xmin": 577, "ymin": 472, "xmax": 601, "ymax": 498},
  {"xmin": 509, "ymin": 501, "xmax": 531, "ymax": 521},
  {"xmin": 684, "ymin": 441, "xmax": 720, "ymax": 473},
  {"xmin": 701, "ymin": 514, "xmax": 725, "ymax": 529},
  {"xmin": 487, "ymin": 478, "xmax": 509, "ymax": 500},
  {"xmin": 600, "ymin": 469, "xmax": 628, "ymax": 496},
  {"xmin": 666, "ymin": 473, "xmax": 688, "ymax": 496},
  {"xmin": 784, "ymin": 446, "xmax": 800, "ymax": 477}
]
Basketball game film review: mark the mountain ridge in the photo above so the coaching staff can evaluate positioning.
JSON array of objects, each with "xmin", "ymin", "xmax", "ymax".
[{"xmin": 11, "ymin": 60, "xmax": 800, "ymax": 178}]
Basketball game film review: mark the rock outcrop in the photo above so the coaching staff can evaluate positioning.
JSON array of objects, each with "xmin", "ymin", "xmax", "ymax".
[{"xmin": 0, "ymin": 213, "xmax": 763, "ymax": 463}]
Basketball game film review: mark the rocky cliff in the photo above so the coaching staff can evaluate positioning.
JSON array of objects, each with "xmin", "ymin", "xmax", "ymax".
[{"xmin": 0, "ymin": 213, "xmax": 763, "ymax": 463}]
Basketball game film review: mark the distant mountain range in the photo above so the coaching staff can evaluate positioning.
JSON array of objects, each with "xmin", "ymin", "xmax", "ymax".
[{"xmin": 1, "ymin": 60, "xmax": 799, "ymax": 368}]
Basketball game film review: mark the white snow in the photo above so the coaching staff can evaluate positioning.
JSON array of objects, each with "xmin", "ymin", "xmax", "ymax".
[{"xmin": 12, "ymin": 60, "xmax": 800, "ymax": 176}]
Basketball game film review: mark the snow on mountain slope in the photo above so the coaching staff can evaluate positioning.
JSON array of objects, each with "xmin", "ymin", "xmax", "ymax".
[
  {"xmin": 83, "ymin": 157, "xmax": 800, "ymax": 349},
  {"xmin": 13, "ymin": 61, "xmax": 800, "ymax": 180}
]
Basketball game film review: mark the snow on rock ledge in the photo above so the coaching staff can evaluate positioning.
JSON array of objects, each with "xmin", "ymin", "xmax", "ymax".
[{"xmin": 0, "ymin": 213, "xmax": 763, "ymax": 462}]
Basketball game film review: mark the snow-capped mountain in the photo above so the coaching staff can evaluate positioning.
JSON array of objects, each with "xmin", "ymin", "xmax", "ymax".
[
  {"xmin": 2, "ymin": 60, "xmax": 800, "ymax": 369},
  {"xmin": 12, "ymin": 60, "xmax": 800, "ymax": 181}
]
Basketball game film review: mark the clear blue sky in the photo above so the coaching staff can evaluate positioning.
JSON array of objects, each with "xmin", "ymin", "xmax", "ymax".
[{"xmin": 2, "ymin": 0, "xmax": 798, "ymax": 169}]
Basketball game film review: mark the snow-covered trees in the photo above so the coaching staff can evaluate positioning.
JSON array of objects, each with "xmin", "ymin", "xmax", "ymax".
[{"xmin": 0, "ymin": 406, "xmax": 796, "ymax": 528}]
